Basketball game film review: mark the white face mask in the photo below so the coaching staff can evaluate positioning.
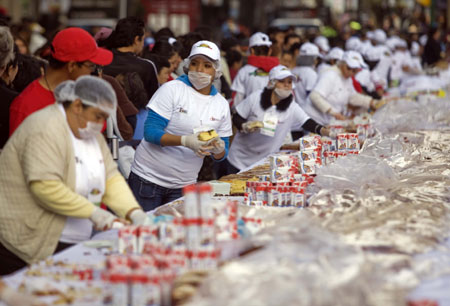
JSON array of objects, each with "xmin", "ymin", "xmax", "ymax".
[
  {"xmin": 188, "ymin": 71, "xmax": 212, "ymax": 90},
  {"xmin": 274, "ymin": 88, "xmax": 292, "ymax": 100},
  {"xmin": 78, "ymin": 121, "xmax": 103, "ymax": 139}
]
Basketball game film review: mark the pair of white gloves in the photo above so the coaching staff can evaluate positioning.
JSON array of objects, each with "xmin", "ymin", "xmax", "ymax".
[
  {"xmin": 89, "ymin": 207, "xmax": 151, "ymax": 231},
  {"xmin": 180, "ymin": 133, "xmax": 225, "ymax": 157}
]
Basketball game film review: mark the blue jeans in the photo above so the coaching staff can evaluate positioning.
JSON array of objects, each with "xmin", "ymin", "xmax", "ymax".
[{"xmin": 128, "ymin": 172, "xmax": 183, "ymax": 212}]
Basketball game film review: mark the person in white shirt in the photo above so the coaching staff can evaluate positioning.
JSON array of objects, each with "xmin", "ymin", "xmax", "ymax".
[
  {"xmin": 314, "ymin": 36, "xmax": 330, "ymax": 57},
  {"xmin": 231, "ymin": 32, "xmax": 279, "ymax": 108},
  {"xmin": 359, "ymin": 46, "xmax": 386, "ymax": 98},
  {"xmin": 409, "ymin": 41, "xmax": 423, "ymax": 72},
  {"xmin": 390, "ymin": 38, "xmax": 413, "ymax": 85},
  {"xmin": 302, "ymin": 51, "xmax": 380, "ymax": 125},
  {"xmin": 318, "ymin": 47, "xmax": 344, "ymax": 75},
  {"xmin": 225, "ymin": 65, "xmax": 330, "ymax": 173},
  {"xmin": 292, "ymin": 42, "xmax": 321, "ymax": 104},
  {"xmin": 129, "ymin": 40, "xmax": 233, "ymax": 211}
]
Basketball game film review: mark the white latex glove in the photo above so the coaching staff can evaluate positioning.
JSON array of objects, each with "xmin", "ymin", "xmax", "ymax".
[
  {"xmin": 242, "ymin": 121, "xmax": 263, "ymax": 133},
  {"xmin": 0, "ymin": 286, "xmax": 46, "ymax": 306},
  {"xmin": 129, "ymin": 209, "xmax": 152, "ymax": 226},
  {"xmin": 89, "ymin": 207, "xmax": 119, "ymax": 231},
  {"xmin": 204, "ymin": 137, "xmax": 225, "ymax": 155},
  {"xmin": 181, "ymin": 133, "xmax": 210, "ymax": 157}
]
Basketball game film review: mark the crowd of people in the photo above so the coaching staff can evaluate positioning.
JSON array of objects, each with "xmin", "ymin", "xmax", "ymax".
[{"xmin": 0, "ymin": 10, "xmax": 448, "ymax": 293}]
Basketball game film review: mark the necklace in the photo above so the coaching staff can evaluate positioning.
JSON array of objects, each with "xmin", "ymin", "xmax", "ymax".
[{"xmin": 43, "ymin": 73, "xmax": 52, "ymax": 92}]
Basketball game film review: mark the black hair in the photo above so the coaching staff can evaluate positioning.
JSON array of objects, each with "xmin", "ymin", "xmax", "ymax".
[
  {"xmin": 250, "ymin": 45, "xmax": 270, "ymax": 56},
  {"xmin": 225, "ymin": 50, "xmax": 242, "ymax": 67},
  {"xmin": 105, "ymin": 17, "xmax": 145, "ymax": 49},
  {"xmin": 267, "ymin": 27, "xmax": 285, "ymax": 37},
  {"xmin": 47, "ymin": 54, "xmax": 68, "ymax": 69},
  {"xmin": 142, "ymin": 53, "xmax": 170, "ymax": 73},
  {"xmin": 194, "ymin": 25, "xmax": 214, "ymax": 42},
  {"xmin": 178, "ymin": 32, "xmax": 204, "ymax": 59},
  {"xmin": 13, "ymin": 54, "xmax": 46, "ymax": 92},
  {"xmin": 365, "ymin": 59, "xmax": 379, "ymax": 71},
  {"xmin": 154, "ymin": 27, "xmax": 175, "ymax": 41},
  {"xmin": 289, "ymin": 42, "xmax": 301, "ymax": 54},
  {"xmin": 260, "ymin": 87, "xmax": 292, "ymax": 111},
  {"xmin": 284, "ymin": 33, "xmax": 300, "ymax": 45},
  {"xmin": 151, "ymin": 40, "xmax": 175, "ymax": 58},
  {"xmin": 221, "ymin": 37, "xmax": 239, "ymax": 54}
]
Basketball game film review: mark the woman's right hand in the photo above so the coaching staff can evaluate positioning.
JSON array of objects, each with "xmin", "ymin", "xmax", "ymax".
[
  {"xmin": 181, "ymin": 133, "xmax": 210, "ymax": 157},
  {"xmin": 330, "ymin": 112, "xmax": 347, "ymax": 121},
  {"xmin": 242, "ymin": 121, "xmax": 264, "ymax": 133}
]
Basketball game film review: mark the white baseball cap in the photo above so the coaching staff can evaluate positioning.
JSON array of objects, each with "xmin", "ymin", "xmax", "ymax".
[
  {"xmin": 325, "ymin": 47, "xmax": 344, "ymax": 61},
  {"xmin": 342, "ymin": 51, "xmax": 363, "ymax": 69},
  {"xmin": 363, "ymin": 46, "xmax": 381, "ymax": 62},
  {"xmin": 385, "ymin": 36, "xmax": 399, "ymax": 51},
  {"xmin": 299, "ymin": 42, "xmax": 321, "ymax": 57},
  {"xmin": 395, "ymin": 38, "xmax": 408, "ymax": 49},
  {"xmin": 314, "ymin": 36, "xmax": 330, "ymax": 52},
  {"xmin": 373, "ymin": 29, "xmax": 387, "ymax": 44},
  {"xmin": 249, "ymin": 32, "xmax": 272, "ymax": 48},
  {"xmin": 345, "ymin": 37, "xmax": 362, "ymax": 51},
  {"xmin": 269, "ymin": 65, "xmax": 296, "ymax": 82},
  {"xmin": 353, "ymin": 51, "xmax": 368, "ymax": 69},
  {"xmin": 188, "ymin": 40, "xmax": 221, "ymax": 61},
  {"xmin": 366, "ymin": 31, "xmax": 375, "ymax": 40}
]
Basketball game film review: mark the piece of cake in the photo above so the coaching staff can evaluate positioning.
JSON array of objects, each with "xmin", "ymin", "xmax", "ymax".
[{"xmin": 198, "ymin": 130, "xmax": 218, "ymax": 141}]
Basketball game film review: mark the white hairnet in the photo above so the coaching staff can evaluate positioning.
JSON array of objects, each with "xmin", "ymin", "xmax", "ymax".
[
  {"xmin": 54, "ymin": 75, "xmax": 117, "ymax": 116},
  {"xmin": 182, "ymin": 55, "xmax": 222, "ymax": 79}
]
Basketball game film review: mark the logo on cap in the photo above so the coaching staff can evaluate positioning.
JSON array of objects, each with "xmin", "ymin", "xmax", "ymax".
[{"xmin": 198, "ymin": 43, "xmax": 212, "ymax": 50}]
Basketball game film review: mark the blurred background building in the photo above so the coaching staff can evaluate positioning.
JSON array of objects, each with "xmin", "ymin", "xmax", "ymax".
[{"xmin": 0, "ymin": 0, "xmax": 448, "ymax": 39}]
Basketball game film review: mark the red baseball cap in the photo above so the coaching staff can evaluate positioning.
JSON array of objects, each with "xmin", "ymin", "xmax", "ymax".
[{"xmin": 51, "ymin": 27, "xmax": 113, "ymax": 66}]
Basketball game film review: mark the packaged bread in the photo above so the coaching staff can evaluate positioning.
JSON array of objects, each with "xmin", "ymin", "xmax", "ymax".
[{"xmin": 198, "ymin": 129, "xmax": 218, "ymax": 141}]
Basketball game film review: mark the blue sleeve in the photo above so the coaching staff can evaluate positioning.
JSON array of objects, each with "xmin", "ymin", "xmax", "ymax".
[
  {"xmin": 144, "ymin": 109, "xmax": 170, "ymax": 145},
  {"xmin": 213, "ymin": 137, "xmax": 229, "ymax": 162}
]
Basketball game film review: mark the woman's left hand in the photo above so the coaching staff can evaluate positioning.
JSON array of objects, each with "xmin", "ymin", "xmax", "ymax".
[{"xmin": 320, "ymin": 127, "xmax": 331, "ymax": 137}]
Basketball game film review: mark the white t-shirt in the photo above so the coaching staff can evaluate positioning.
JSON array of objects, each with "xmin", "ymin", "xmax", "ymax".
[
  {"xmin": 231, "ymin": 64, "xmax": 270, "ymax": 98},
  {"xmin": 303, "ymin": 66, "xmax": 356, "ymax": 125},
  {"xmin": 227, "ymin": 89, "xmax": 310, "ymax": 170},
  {"xmin": 317, "ymin": 63, "xmax": 331, "ymax": 75},
  {"xmin": 356, "ymin": 69, "xmax": 373, "ymax": 92},
  {"xmin": 57, "ymin": 107, "xmax": 106, "ymax": 243},
  {"xmin": 390, "ymin": 50, "xmax": 412, "ymax": 81},
  {"xmin": 132, "ymin": 79, "xmax": 233, "ymax": 189},
  {"xmin": 373, "ymin": 52, "xmax": 392, "ymax": 88},
  {"xmin": 292, "ymin": 66, "xmax": 318, "ymax": 103}
]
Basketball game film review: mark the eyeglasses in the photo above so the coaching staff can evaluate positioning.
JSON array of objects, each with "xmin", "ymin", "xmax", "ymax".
[{"xmin": 79, "ymin": 62, "xmax": 99, "ymax": 73}]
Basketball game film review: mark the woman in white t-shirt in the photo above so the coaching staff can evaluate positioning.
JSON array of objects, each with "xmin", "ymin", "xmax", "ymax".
[
  {"xmin": 226, "ymin": 65, "xmax": 330, "ymax": 173},
  {"xmin": 129, "ymin": 41, "xmax": 233, "ymax": 211},
  {"xmin": 302, "ymin": 51, "xmax": 380, "ymax": 125}
]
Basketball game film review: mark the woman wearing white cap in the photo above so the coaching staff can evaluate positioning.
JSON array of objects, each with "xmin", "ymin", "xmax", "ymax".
[
  {"xmin": 292, "ymin": 42, "xmax": 321, "ymax": 104},
  {"xmin": 225, "ymin": 65, "xmax": 330, "ymax": 174},
  {"xmin": 313, "ymin": 36, "xmax": 330, "ymax": 57},
  {"xmin": 129, "ymin": 40, "xmax": 232, "ymax": 211},
  {"xmin": 0, "ymin": 76, "xmax": 149, "ymax": 275},
  {"xmin": 231, "ymin": 32, "xmax": 279, "ymax": 108},
  {"xmin": 357, "ymin": 46, "xmax": 386, "ymax": 99},
  {"xmin": 302, "ymin": 51, "xmax": 380, "ymax": 125},
  {"xmin": 317, "ymin": 47, "xmax": 344, "ymax": 75}
]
